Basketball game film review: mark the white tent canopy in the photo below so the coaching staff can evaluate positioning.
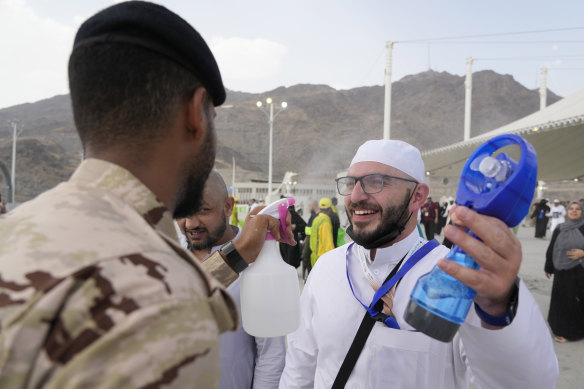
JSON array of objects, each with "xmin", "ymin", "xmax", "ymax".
[{"xmin": 422, "ymin": 88, "xmax": 584, "ymax": 182}]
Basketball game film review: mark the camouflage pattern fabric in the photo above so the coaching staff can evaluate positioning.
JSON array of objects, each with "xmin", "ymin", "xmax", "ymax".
[{"xmin": 0, "ymin": 159, "xmax": 238, "ymax": 388}]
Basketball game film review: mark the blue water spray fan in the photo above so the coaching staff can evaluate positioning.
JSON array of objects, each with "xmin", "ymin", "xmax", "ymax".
[{"xmin": 404, "ymin": 134, "xmax": 538, "ymax": 342}]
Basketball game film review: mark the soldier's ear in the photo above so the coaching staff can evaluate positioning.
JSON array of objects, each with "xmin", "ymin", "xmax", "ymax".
[{"xmin": 184, "ymin": 87, "xmax": 210, "ymax": 142}]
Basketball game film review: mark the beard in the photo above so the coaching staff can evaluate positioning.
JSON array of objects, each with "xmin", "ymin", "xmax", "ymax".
[
  {"xmin": 346, "ymin": 189, "xmax": 413, "ymax": 249},
  {"xmin": 186, "ymin": 213, "xmax": 227, "ymax": 251},
  {"xmin": 173, "ymin": 103, "xmax": 217, "ymax": 219}
]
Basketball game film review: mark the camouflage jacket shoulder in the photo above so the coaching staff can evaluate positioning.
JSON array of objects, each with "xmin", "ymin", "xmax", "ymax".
[{"xmin": 0, "ymin": 159, "xmax": 237, "ymax": 388}]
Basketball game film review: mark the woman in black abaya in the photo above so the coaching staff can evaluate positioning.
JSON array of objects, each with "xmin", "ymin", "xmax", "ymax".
[
  {"xmin": 532, "ymin": 199, "xmax": 550, "ymax": 238},
  {"xmin": 544, "ymin": 201, "xmax": 584, "ymax": 343}
]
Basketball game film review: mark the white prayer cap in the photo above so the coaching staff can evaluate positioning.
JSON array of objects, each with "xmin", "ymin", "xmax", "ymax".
[{"xmin": 349, "ymin": 139, "xmax": 425, "ymax": 183}]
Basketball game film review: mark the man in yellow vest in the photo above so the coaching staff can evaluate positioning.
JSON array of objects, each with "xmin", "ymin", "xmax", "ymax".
[{"xmin": 309, "ymin": 197, "xmax": 335, "ymax": 267}]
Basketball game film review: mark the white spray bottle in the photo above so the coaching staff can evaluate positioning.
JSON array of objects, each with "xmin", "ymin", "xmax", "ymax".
[{"xmin": 240, "ymin": 198, "xmax": 301, "ymax": 337}]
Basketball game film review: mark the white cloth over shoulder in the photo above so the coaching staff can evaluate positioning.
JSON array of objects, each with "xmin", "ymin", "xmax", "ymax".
[{"xmin": 280, "ymin": 230, "xmax": 558, "ymax": 389}]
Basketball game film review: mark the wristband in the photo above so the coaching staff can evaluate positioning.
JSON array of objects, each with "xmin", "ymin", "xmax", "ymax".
[
  {"xmin": 474, "ymin": 282, "xmax": 519, "ymax": 327},
  {"xmin": 219, "ymin": 241, "xmax": 248, "ymax": 273}
]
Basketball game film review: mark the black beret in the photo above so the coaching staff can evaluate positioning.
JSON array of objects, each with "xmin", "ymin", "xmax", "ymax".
[{"xmin": 73, "ymin": 1, "xmax": 225, "ymax": 106}]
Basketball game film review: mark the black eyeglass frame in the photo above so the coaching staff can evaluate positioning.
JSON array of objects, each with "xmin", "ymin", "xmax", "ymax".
[{"xmin": 335, "ymin": 174, "xmax": 418, "ymax": 196}]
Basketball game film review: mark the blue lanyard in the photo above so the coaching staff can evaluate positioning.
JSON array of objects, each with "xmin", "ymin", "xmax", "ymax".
[{"xmin": 346, "ymin": 239, "xmax": 439, "ymax": 329}]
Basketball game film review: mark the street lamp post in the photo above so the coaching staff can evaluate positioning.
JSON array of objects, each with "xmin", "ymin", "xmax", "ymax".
[
  {"xmin": 256, "ymin": 98, "xmax": 287, "ymax": 203},
  {"xmin": 8, "ymin": 120, "xmax": 23, "ymax": 204}
]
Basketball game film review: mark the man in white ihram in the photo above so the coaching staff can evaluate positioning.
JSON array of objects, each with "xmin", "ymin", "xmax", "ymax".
[
  {"xmin": 279, "ymin": 139, "xmax": 558, "ymax": 388},
  {"xmin": 547, "ymin": 199, "xmax": 566, "ymax": 233},
  {"xmin": 178, "ymin": 171, "xmax": 286, "ymax": 388}
]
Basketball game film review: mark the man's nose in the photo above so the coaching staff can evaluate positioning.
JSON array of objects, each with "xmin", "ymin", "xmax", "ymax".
[
  {"xmin": 350, "ymin": 181, "xmax": 369, "ymax": 203},
  {"xmin": 184, "ymin": 217, "xmax": 202, "ymax": 230}
]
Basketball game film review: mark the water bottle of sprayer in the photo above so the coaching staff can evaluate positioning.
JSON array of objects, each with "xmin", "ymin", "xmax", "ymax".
[
  {"xmin": 240, "ymin": 198, "xmax": 301, "ymax": 337},
  {"xmin": 404, "ymin": 134, "xmax": 538, "ymax": 342}
]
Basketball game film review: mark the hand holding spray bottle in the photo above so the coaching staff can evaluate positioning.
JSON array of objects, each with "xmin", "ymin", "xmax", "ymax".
[
  {"xmin": 404, "ymin": 134, "xmax": 538, "ymax": 342},
  {"xmin": 240, "ymin": 198, "xmax": 301, "ymax": 337}
]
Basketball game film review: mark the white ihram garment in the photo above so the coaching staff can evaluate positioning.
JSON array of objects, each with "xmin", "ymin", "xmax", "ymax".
[
  {"xmin": 547, "ymin": 204, "xmax": 566, "ymax": 233},
  {"xmin": 279, "ymin": 230, "xmax": 558, "ymax": 389}
]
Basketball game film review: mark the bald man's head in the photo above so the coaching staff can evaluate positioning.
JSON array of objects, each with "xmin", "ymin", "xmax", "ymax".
[
  {"xmin": 180, "ymin": 170, "xmax": 235, "ymax": 252},
  {"xmin": 203, "ymin": 170, "xmax": 228, "ymax": 202}
]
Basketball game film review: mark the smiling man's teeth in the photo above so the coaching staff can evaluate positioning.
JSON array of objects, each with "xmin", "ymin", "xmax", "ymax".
[{"xmin": 355, "ymin": 210, "xmax": 375, "ymax": 215}]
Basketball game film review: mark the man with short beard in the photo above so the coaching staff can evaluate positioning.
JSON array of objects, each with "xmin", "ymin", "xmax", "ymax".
[
  {"xmin": 0, "ymin": 2, "xmax": 293, "ymax": 388},
  {"xmin": 178, "ymin": 171, "xmax": 286, "ymax": 389},
  {"xmin": 280, "ymin": 139, "xmax": 557, "ymax": 388},
  {"xmin": 180, "ymin": 171, "xmax": 233, "ymax": 258}
]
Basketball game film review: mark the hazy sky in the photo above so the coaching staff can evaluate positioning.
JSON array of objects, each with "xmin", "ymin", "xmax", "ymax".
[{"xmin": 1, "ymin": 0, "xmax": 583, "ymax": 109}]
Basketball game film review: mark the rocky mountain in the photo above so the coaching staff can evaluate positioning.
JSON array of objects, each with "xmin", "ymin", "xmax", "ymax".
[
  {"xmin": 215, "ymin": 70, "xmax": 560, "ymax": 181},
  {"xmin": 0, "ymin": 70, "xmax": 561, "ymax": 202}
]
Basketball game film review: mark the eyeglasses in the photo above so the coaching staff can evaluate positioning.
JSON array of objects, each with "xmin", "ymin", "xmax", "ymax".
[{"xmin": 335, "ymin": 174, "xmax": 418, "ymax": 196}]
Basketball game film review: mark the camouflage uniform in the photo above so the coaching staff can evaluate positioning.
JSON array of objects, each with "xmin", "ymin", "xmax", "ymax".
[{"xmin": 0, "ymin": 159, "xmax": 238, "ymax": 388}]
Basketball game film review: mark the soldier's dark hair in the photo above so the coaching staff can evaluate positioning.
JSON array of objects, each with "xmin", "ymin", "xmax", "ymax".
[{"xmin": 68, "ymin": 43, "xmax": 202, "ymax": 153}]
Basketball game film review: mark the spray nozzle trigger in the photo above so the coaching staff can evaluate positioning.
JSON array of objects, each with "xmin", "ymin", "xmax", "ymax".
[
  {"xmin": 260, "ymin": 198, "xmax": 295, "ymax": 242},
  {"xmin": 278, "ymin": 202, "xmax": 289, "ymax": 243}
]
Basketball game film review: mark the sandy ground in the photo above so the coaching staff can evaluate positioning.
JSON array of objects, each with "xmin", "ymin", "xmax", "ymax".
[
  {"xmin": 296, "ymin": 224, "xmax": 583, "ymax": 388},
  {"xmin": 511, "ymin": 225, "xmax": 583, "ymax": 389}
]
